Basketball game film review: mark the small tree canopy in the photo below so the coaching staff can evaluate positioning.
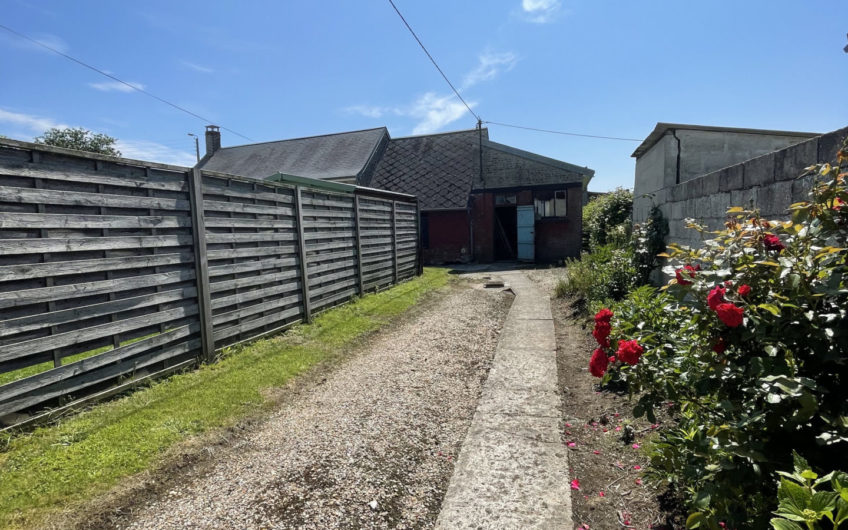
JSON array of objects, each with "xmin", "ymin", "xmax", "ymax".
[{"xmin": 35, "ymin": 127, "xmax": 121, "ymax": 157}]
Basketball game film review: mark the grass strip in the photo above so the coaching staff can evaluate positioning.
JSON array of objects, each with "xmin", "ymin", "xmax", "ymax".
[{"xmin": 0, "ymin": 268, "xmax": 450, "ymax": 529}]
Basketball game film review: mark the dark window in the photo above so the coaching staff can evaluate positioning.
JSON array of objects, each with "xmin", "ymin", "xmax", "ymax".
[
  {"xmin": 495, "ymin": 193, "xmax": 517, "ymax": 205},
  {"xmin": 534, "ymin": 189, "xmax": 567, "ymax": 218}
]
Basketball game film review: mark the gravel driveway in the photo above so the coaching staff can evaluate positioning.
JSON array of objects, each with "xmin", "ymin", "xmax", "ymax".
[{"xmin": 118, "ymin": 281, "xmax": 511, "ymax": 529}]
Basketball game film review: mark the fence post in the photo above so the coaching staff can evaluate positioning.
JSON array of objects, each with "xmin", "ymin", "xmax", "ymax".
[
  {"xmin": 391, "ymin": 201, "xmax": 399, "ymax": 284},
  {"xmin": 294, "ymin": 186, "xmax": 312, "ymax": 322},
  {"xmin": 188, "ymin": 168, "xmax": 215, "ymax": 363},
  {"xmin": 415, "ymin": 200, "xmax": 423, "ymax": 276},
  {"xmin": 353, "ymin": 194, "xmax": 364, "ymax": 295}
]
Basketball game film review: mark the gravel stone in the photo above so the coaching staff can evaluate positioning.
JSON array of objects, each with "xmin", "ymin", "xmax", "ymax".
[{"xmin": 121, "ymin": 283, "xmax": 511, "ymax": 530}]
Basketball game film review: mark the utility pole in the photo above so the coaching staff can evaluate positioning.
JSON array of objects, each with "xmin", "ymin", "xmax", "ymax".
[{"xmin": 187, "ymin": 133, "xmax": 200, "ymax": 163}]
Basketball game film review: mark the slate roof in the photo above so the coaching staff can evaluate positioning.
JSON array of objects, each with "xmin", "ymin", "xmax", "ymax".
[
  {"xmin": 364, "ymin": 129, "xmax": 488, "ymax": 210},
  {"xmin": 198, "ymin": 127, "xmax": 388, "ymax": 181}
]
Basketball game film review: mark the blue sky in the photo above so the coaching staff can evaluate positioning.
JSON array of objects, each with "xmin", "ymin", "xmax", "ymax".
[{"xmin": 1, "ymin": 0, "xmax": 846, "ymax": 191}]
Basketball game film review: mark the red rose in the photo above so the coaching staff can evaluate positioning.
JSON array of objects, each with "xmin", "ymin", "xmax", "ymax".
[
  {"xmin": 675, "ymin": 264, "xmax": 698, "ymax": 285},
  {"xmin": 716, "ymin": 303, "xmax": 744, "ymax": 327},
  {"xmin": 707, "ymin": 285, "xmax": 726, "ymax": 311},
  {"xmin": 724, "ymin": 280, "xmax": 732, "ymax": 287},
  {"xmin": 737, "ymin": 284, "xmax": 751, "ymax": 297},
  {"xmin": 616, "ymin": 340, "xmax": 644, "ymax": 365},
  {"xmin": 589, "ymin": 348, "xmax": 609, "ymax": 377},
  {"xmin": 712, "ymin": 337, "xmax": 727, "ymax": 354},
  {"xmin": 593, "ymin": 320, "xmax": 611, "ymax": 348},
  {"xmin": 594, "ymin": 308, "xmax": 613, "ymax": 323},
  {"xmin": 763, "ymin": 233, "xmax": 785, "ymax": 252}
]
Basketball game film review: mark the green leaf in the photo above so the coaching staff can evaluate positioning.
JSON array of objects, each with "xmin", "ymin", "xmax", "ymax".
[
  {"xmin": 833, "ymin": 472, "xmax": 848, "ymax": 502},
  {"xmin": 770, "ymin": 518, "xmax": 804, "ymax": 530},
  {"xmin": 793, "ymin": 451, "xmax": 811, "ymax": 474},
  {"xmin": 835, "ymin": 497, "xmax": 848, "ymax": 524},
  {"xmin": 759, "ymin": 303, "xmax": 782, "ymax": 316},
  {"xmin": 779, "ymin": 477, "xmax": 812, "ymax": 511},
  {"xmin": 693, "ymin": 490, "xmax": 711, "ymax": 511},
  {"xmin": 810, "ymin": 491, "xmax": 839, "ymax": 513},
  {"xmin": 686, "ymin": 512, "xmax": 708, "ymax": 529}
]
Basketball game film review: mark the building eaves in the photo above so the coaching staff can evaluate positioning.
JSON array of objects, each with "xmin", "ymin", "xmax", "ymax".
[{"xmin": 631, "ymin": 122, "xmax": 821, "ymax": 159}]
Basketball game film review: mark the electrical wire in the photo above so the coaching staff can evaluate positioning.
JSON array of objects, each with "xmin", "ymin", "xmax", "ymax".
[
  {"xmin": 483, "ymin": 121, "xmax": 642, "ymax": 142},
  {"xmin": 0, "ymin": 23, "xmax": 253, "ymax": 141},
  {"xmin": 386, "ymin": 0, "xmax": 480, "ymax": 123}
]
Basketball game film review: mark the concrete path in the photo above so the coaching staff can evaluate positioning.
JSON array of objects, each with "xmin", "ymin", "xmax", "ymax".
[{"xmin": 436, "ymin": 270, "xmax": 571, "ymax": 529}]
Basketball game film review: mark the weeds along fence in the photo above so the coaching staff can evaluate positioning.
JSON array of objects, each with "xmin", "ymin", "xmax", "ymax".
[{"xmin": 0, "ymin": 138, "xmax": 420, "ymax": 429}]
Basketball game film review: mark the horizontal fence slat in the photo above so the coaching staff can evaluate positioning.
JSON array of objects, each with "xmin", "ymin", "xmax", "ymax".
[
  {"xmin": 203, "ymin": 217, "xmax": 295, "ymax": 229},
  {"xmin": 213, "ymin": 306, "xmax": 302, "ymax": 342},
  {"xmin": 202, "ymin": 199, "xmax": 294, "ymax": 216},
  {"xmin": 0, "ymin": 324, "xmax": 198, "ymax": 405},
  {"xmin": 0, "ymin": 164, "xmax": 188, "ymax": 192},
  {"xmin": 0, "ymin": 339, "xmax": 201, "ymax": 416},
  {"xmin": 0, "ymin": 212, "xmax": 192, "ymax": 230},
  {"xmin": 202, "ymin": 183, "xmax": 293, "ymax": 203},
  {"xmin": 0, "ymin": 270, "xmax": 195, "ymax": 309},
  {"xmin": 0, "ymin": 304, "xmax": 199, "ymax": 363},
  {"xmin": 205, "ymin": 232, "xmax": 297, "ymax": 244},
  {"xmin": 209, "ymin": 270, "xmax": 300, "ymax": 295},
  {"xmin": 211, "ymin": 283, "xmax": 302, "ymax": 311},
  {"xmin": 0, "ymin": 234, "xmax": 194, "ymax": 255},
  {"xmin": 206, "ymin": 245, "xmax": 297, "ymax": 261},
  {"xmin": 212, "ymin": 296, "xmax": 300, "ymax": 327},
  {"xmin": 0, "ymin": 186, "xmax": 190, "ymax": 211},
  {"xmin": 0, "ymin": 287, "xmax": 197, "ymax": 338},
  {"xmin": 0, "ymin": 252, "xmax": 195, "ymax": 281},
  {"xmin": 207, "ymin": 257, "xmax": 300, "ymax": 278}
]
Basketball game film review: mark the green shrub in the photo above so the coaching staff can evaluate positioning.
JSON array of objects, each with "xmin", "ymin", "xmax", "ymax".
[
  {"xmin": 583, "ymin": 188, "xmax": 633, "ymax": 251},
  {"xmin": 557, "ymin": 244, "xmax": 638, "ymax": 304},
  {"xmin": 586, "ymin": 142, "xmax": 848, "ymax": 528},
  {"xmin": 769, "ymin": 452, "xmax": 848, "ymax": 529}
]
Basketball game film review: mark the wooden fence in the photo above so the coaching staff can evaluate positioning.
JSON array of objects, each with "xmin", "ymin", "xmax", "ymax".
[{"xmin": 0, "ymin": 139, "xmax": 419, "ymax": 429}]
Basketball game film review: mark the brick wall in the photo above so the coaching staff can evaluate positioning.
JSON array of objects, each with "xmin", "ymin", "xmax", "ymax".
[{"xmin": 423, "ymin": 210, "xmax": 470, "ymax": 264}]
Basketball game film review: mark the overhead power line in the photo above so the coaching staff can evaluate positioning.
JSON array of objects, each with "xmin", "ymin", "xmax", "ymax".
[
  {"xmin": 483, "ymin": 121, "xmax": 642, "ymax": 142},
  {"xmin": 0, "ymin": 23, "xmax": 253, "ymax": 141},
  {"xmin": 386, "ymin": 0, "xmax": 481, "ymax": 123}
]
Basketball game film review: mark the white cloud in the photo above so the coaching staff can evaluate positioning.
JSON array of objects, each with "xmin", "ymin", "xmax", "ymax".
[
  {"xmin": 462, "ymin": 51, "xmax": 519, "ymax": 89},
  {"xmin": 88, "ymin": 81, "xmax": 145, "ymax": 93},
  {"xmin": 181, "ymin": 60, "xmax": 214, "ymax": 74},
  {"xmin": 521, "ymin": 0, "xmax": 561, "ymax": 23},
  {"xmin": 0, "ymin": 31, "xmax": 69, "ymax": 54},
  {"xmin": 114, "ymin": 140, "xmax": 196, "ymax": 166},
  {"xmin": 409, "ymin": 92, "xmax": 475, "ymax": 135},
  {"xmin": 0, "ymin": 108, "xmax": 194, "ymax": 166},
  {"xmin": 344, "ymin": 105, "xmax": 391, "ymax": 119},
  {"xmin": 0, "ymin": 108, "xmax": 69, "ymax": 133}
]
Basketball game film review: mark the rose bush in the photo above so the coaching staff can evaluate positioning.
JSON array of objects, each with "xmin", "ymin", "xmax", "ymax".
[{"xmin": 588, "ymin": 139, "xmax": 848, "ymax": 528}]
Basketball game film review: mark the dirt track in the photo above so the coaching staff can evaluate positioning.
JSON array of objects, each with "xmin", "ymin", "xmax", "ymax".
[{"xmin": 99, "ymin": 281, "xmax": 511, "ymax": 529}]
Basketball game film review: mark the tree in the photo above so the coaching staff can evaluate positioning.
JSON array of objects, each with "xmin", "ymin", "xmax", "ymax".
[{"xmin": 35, "ymin": 127, "xmax": 121, "ymax": 157}]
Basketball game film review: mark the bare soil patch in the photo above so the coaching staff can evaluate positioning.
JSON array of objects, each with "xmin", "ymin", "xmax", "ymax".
[{"xmin": 528, "ymin": 267, "xmax": 684, "ymax": 530}]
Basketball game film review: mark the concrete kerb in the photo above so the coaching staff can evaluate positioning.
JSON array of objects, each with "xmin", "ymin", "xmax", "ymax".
[{"xmin": 435, "ymin": 271, "xmax": 572, "ymax": 529}]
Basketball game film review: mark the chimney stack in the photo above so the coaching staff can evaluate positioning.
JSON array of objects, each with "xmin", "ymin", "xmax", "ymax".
[{"xmin": 205, "ymin": 125, "xmax": 221, "ymax": 156}]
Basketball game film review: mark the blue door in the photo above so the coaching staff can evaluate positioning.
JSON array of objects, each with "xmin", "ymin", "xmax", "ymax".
[{"xmin": 516, "ymin": 205, "xmax": 535, "ymax": 262}]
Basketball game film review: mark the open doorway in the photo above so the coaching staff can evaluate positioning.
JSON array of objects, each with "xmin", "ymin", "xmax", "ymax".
[{"xmin": 494, "ymin": 205, "xmax": 518, "ymax": 260}]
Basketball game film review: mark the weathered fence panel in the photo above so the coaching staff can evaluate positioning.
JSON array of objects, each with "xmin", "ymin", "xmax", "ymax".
[{"xmin": 0, "ymin": 139, "xmax": 419, "ymax": 428}]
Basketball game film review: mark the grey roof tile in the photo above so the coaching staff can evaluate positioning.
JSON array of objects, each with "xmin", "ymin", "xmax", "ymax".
[
  {"xmin": 199, "ymin": 127, "xmax": 388, "ymax": 180},
  {"xmin": 366, "ymin": 129, "xmax": 487, "ymax": 210}
]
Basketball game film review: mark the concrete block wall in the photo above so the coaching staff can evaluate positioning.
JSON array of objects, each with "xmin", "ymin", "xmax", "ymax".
[{"xmin": 640, "ymin": 126, "xmax": 848, "ymax": 251}]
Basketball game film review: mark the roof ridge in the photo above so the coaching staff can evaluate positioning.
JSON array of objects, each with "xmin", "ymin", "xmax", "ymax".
[
  {"xmin": 218, "ymin": 127, "xmax": 389, "ymax": 151},
  {"xmin": 390, "ymin": 127, "xmax": 487, "ymax": 141}
]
